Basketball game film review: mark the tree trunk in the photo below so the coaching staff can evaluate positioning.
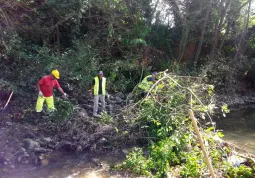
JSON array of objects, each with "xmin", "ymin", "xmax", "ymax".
[
  {"xmin": 215, "ymin": 0, "xmax": 231, "ymax": 55},
  {"xmin": 210, "ymin": 0, "xmax": 225, "ymax": 58},
  {"xmin": 234, "ymin": 0, "xmax": 252, "ymax": 60},
  {"xmin": 218, "ymin": 0, "xmax": 249, "ymax": 53},
  {"xmin": 168, "ymin": 0, "xmax": 188, "ymax": 62},
  {"xmin": 178, "ymin": 19, "xmax": 189, "ymax": 62},
  {"xmin": 218, "ymin": 20, "xmax": 231, "ymax": 52},
  {"xmin": 56, "ymin": 27, "xmax": 60, "ymax": 57},
  {"xmin": 194, "ymin": 0, "xmax": 212, "ymax": 67}
]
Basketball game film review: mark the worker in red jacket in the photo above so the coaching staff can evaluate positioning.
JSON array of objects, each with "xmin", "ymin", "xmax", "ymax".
[{"xmin": 35, "ymin": 69, "xmax": 67, "ymax": 113}]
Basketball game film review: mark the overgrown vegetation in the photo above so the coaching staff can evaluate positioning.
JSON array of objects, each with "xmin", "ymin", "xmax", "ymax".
[
  {"xmin": 53, "ymin": 99, "xmax": 75, "ymax": 122},
  {"xmin": 117, "ymin": 73, "xmax": 255, "ymax": 177},
  {"xmin": 1, "ymin": 0, "xmax": 255, "ymax": 177},
  {"xmin": 1, "ymin": 0, "xmax": 255, "ymax": 94}
]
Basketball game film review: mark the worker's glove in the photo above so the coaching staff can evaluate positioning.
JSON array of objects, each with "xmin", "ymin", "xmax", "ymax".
[
  {"xmin": 63, "ymin": 93, "xmax": 68, "ymax": 99},
  {"xmin": 88, "ymin": 90, "xmax": 93, "ymax": 96},
  {"xmin": 39, "ymin": 91, "xmax": 44, "ymax": 97}
]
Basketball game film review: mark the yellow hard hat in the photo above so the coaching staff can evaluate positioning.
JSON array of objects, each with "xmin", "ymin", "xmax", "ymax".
[{"xmin": 51, "ymin": 69, "xmax": 60, "ymax": 79}]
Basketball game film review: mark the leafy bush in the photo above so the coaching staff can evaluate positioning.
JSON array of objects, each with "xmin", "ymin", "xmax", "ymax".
[
  {"xmin": 200, "ymin": 56, "xmax": 252, "ymax": 93},
  {"xmin": 0, "ymin": 79, "xmax": 16, "ymax": 92},
  {"xmin": 53, "ymin": 98, "xmax": 75, "ymax": 122},
  {"xmin": 98, "ymin": 111, "xmax": 114, "ymax": 124},
  {"xmin": 100, "ymin": 60, "xmax": 142, "ymax": 92},
  {"xmin": 118, "ymin": 74, "xmax": 226, "ymax": 177},
  {"xmin": 121, "ymin": 147, "xmax": 152, "ymax": 176},
  {"xmin": 180, "ymin": 151, "xmax": 205, "ymax": 178},
  {"xmin": 225, "ymin": 165, "xmax": 254, "ymax": 178},
  {"xmin": 148, "ymin": 138, "xmax": 183, "ymax": 176}
]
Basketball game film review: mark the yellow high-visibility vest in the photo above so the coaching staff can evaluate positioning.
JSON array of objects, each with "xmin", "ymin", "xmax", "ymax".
[
  {"xmin": 138, "ymin": 75, "xmax": 153, "ymax": 92},
  {"xmin": 94, "ymin": 77, "xmax": 106, "ymax": 95}
]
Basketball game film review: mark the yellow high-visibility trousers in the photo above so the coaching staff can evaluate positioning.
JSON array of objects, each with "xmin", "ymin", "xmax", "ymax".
[{"xmin": 35, "ymin": 95, "xmax": 55, "ymax": 112}]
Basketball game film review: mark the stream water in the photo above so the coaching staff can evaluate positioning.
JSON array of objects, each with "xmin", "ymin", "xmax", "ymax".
[
  {"xmin": 216, "ymin": 107, "xmax": 255, "ymax": 155},
  {"xmin": 1, "ymin": 151, "xmax": 131, "ymax": 178}
]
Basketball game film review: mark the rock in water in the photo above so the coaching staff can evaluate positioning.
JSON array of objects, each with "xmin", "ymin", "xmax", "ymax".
[
  {"xmin": 115, "ymin": 92, "xmax": 125, "ymax": 99},
  {"xmin": 115, "ymin": 96, "xmax": 123, "ymax": 104},
  {"xmin": 106, "ymin": 97, "xmax": 111, "ymax": 104},
  {"xmin": 109, "ymin": 95, "xmax": 115, "ymax": 100},
  {"xmin": 33, "ymin": 147, "xmax": 52, "ymax": 153},
  {"xmin": 42, "ymin": 137, "xmax": 52, "ymax": 143},
  {"xmin": 0, "ymin": 155, "xmax": 8, "ymax": 165},
  {"xmin": 59, "ymin": 141, "xmax": 75, "ymax": 151},
  {"xmin": 6, "ymin": 122, "xmax": 13, "ymax": 126},
  {"xmin": 23, "ymin": 139, "xmax": 40, "ymax": 150}
]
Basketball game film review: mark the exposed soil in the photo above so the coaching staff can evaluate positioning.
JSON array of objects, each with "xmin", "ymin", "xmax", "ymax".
[{"xmin": 0, "ymin": 91, "xmax": 135, "ymax": 175}]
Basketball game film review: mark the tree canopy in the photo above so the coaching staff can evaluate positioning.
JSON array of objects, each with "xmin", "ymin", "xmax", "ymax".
[{"xmin": 0, "ymin": 0, "xmax": 255, "ymax": 93}]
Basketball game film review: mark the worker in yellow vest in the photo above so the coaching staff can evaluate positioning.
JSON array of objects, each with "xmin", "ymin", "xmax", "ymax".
[
  {"xmin": 90, "ymin": 71, "xmax": 107, "ymax": 117},
  {"xmin": 138, "ymin": 72, "xmax": 159, "ymax": 97}
]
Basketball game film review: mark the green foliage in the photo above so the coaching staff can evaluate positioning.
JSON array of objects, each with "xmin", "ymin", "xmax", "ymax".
[
  {"xmin": 100, "ymin": 60, "xmax": 141, "ymax": 92},
  {"xmin": 61, "ymin": 39, "xmax": 100, "ymax": 91},
  {"xmin": 130, "ymin": 39, "xmax": 147, "ymax": 46},
  {"xmin": 98, "ymin": 111, "xmax": 114, "ymax": 124},
  {"xmin": 180, "ymin": 151, "xmax": 205, "ymax": 178},
  {"xmin": 1, "ymin": 30, "xmax": 23, "ymax": 56},
  {"xmin": 120, "ymin": 133, "xmax": 222, "ymax": 177},
  {"xmin": 0, "ymin": 0, "xmax": 254, "ymax": 177},
  {"xmin": 119, "ymin": 75, "xmax": 228, "ymax": 177},
  {"xmin": 222, "ymin": 104, "xmax": 231, "ymax": 117},
  {"xmin": 0, "ymin": 0, "xmax": 156, "ymax": 97},
  {"xmin": 221, "ymin": 104, "xmax": 230, "ymax": 113},
  {"xmin": 225, "ymin": 165, "xmax": 254, "ymax": 178},
  {"xmin": 120, "ymin": 136, "xmax": 191, "ymax": 177},
  {"xmin": 248, "ymin": 34, "xmax": 255, "ymax": 49},
  {"xmin": 217, "ymin": 131, "xmax": 225, "ymax": 138},
  {"xmin": 135, "ymin": 75, "xmax": 214, "ymax": 140},
  {"xmin": 0, "ymin": 79, "xmax": 16, "ymax": 92},
  {"xmin": 121, "ymin": 147, "xmax": 152, "ymax": 176},
  {"xmin": 53, "ymin": 98, "xmax": 74, "ymax": 122},
  {"xmin": 201, "ymin": 56, "xmax": 251, "ymax": 93},
  {"xmin": 120, "ymin": 73, "xmax": 255, "ymax": 177},
  {"xmin": 148, "ymin": 138, "xmax": 184, "ymax": 176}
]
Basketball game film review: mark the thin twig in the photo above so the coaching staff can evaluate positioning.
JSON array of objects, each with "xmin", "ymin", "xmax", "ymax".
[{"xmin": 3, "ymin": 91, "xmax": 13, "ymax": 110}]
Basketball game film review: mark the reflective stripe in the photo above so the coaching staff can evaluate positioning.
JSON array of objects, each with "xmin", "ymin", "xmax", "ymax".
[
  {"xmin": 138, "ymin": 75, "xmax": 153, "ymax": 92},
  {"xmin": 94, "ymin": 77, "xmax": 106, "ymax": 95}
]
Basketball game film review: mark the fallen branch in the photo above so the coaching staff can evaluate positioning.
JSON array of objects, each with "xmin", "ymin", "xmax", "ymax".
[
  {"xmin": 3, "ymin": 90, "xmax": 13, "ymax": 110},
  {"xmin": 189, "ymin": 109, "xmax": 216, "ymax": 178}
]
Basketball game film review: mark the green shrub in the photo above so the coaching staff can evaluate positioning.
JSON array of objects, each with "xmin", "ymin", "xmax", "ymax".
[
  {"xmin": 53, "ymin": 98, "xmax": 74, "ymax": 122},
  {"xmin": 180, "ymin": 151, "xmax": 205, "ymax": 178},
  {"xmin": 119, "ymin": 74, "xmax": 231, "ymax": 177},
  {"xmin": 148, "ymin": 138, "xmax": 183, "ymax": 177},
  {"xmin": 225, "ymin": 165, "xmax": 254, "ymax": 178},
  {"xmin": 121, "ymin": 147, "xmax": 152, "ymax": 176},
  {"xmin": 98, "ymin": 111, "xmax": 114, "ymax": 124}
]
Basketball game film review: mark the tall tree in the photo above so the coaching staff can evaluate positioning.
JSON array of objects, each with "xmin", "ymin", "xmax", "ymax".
[
  {"xmin": 210, "ymin": 0, "xmax": 228, "ymax": 58},
  {"xmin": 234, "ymin": 0, "xmax": 253, "ymax": 60},
  {"xmin": 166, "ymin": 0, "xmax": 189, "ymax": 62},
  {"xmin": 194, "ymin": 0, "xmax": 212, "ymax": 67}
]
